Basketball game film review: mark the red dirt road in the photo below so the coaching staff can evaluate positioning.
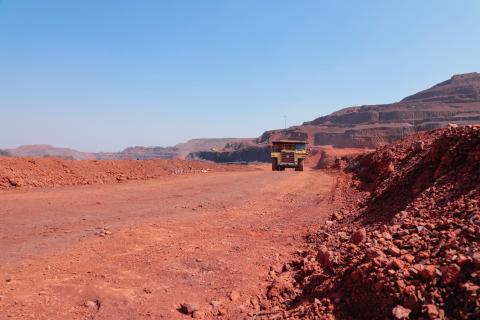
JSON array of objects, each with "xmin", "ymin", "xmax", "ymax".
[{"xmin": 0, "ymin": 168, "xmax": 339, "ymax": 319}]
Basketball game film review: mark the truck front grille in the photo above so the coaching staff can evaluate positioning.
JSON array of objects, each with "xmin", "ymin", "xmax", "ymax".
[{"xmin": 281, "ymin": 152, "xmax": 295, "ymax": 163}]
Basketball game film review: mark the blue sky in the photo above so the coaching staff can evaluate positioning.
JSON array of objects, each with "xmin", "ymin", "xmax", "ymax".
[{"xmin": 1, "ymin": 0, "xmax": 479, "ymax": 152}]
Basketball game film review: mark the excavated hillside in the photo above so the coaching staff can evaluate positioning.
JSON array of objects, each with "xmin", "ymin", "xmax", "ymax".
[
  {"xmin": 190, "ymin": 73, "xmax": 480, "ymax": 164},
  {"xmin": 259, "ymin": 73, "xmax": 480, "ymax": 149},
  {"xmin": 258, "ymin": 125, "xmax": 480, "ymax": 319},
  {"xmin": 188, "ymin": 142, "xmax": 271, "ymax": 163}
]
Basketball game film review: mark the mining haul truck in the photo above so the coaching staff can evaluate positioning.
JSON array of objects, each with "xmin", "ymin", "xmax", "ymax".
[{"xmin": 271, "ymin": 140, "xmax": 308, "ymax": 171}]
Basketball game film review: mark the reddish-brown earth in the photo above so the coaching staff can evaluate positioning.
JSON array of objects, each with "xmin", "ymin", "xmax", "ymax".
[
  {"xmin": 0, "ymin": 159, "xmax": 347, "ymax": 319},
  {"xmin": 0, "ymin": 158, "xmax": 250, "ymax": 190},
  {"xmin": 258, "ymin": 125, "xmax": 480, "ymax": 319},
  {"xmin": 2, "ymin": 126, "xmax": 479, "ymax": 319}
]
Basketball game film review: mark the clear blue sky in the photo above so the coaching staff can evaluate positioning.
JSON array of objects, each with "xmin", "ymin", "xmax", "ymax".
[{"xmin": 1, "ymin": 0, "xmax": 479, "ymax": 152}]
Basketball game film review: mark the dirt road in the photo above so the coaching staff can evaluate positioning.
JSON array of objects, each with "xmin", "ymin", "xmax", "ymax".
[{"xmin": 0, "ymin": 168, "xmax": 340, "ymax": 319}]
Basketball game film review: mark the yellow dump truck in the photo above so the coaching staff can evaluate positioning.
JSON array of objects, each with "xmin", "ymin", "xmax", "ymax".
[{"xmin": 271, "ymin": 140, "xmax": 308, "ymax": 171}]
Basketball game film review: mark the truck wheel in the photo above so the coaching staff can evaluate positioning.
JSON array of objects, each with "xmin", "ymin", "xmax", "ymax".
[
  {"xmin": 272, "ymin": 158, "xmax": 278, "ymax": 171},
  {"xmin": 279, "ymin": 166, "xmax": 285, "ymax": 171},
  {"xmin": 296, "ymin": 159, "xmax": 304, "ymax": 171}
]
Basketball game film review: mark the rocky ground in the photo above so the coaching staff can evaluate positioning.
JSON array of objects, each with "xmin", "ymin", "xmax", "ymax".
[
  {"xmin": 257, "ymin": 125, "xmax": 480, "ymax": 319},
  {"xmin": 0, "ymin": 163, "xmax": 346, "ymax": 320},
  {"xmin": 2, "ymin": 126, "xmax": 479, "ymax": 319},
  {"xmin": 0, "ymin": 157, "xmax": 251, "ymax": 190}
]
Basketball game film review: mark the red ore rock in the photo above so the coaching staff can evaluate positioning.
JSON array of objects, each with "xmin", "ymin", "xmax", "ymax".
[
  {"xmin": 387, "ymin": 162, "xmax": 395, "ymax": 173},
  {"xmin": 425, "ymin": 304, "xmax": 444, "ymax": 319},
  {"xmin": 472, "ymin": 252, "xmax": 480, "ymax": 269},
  {"xmin": 402, "ymin": 254, "xmax": 415, "ymax": 263},
  {"xmin": 456, "ymin": 254, "xmax": 472, "ymax": 266},
  {"xmin": 352, "ymin": 228, "xmax": 367, "ymax": 244},
  {"xmin": 390, "ymin": 258, "xmax": 405, "ymax": 270},
  {"xmin": 460, "ymin": 282, "xmax": 480, "ymax": 295},
  {"xmin": 419, "ymin": 265, "xmax": 437, "ymax": 281},
  {"xmin": 316, "ymin": 245, "xmax": 334, "ymax": 270},
  {"xmin": 366, "ymin": 248, "xmax": 385, "ymax": 260},
  {"xmin": 180, "ymin": 303, "xmax": 199, "ymax": 315},
  {"xmin": 388, "ymin": 245, "xmax": 401, "ymax": 257},
  {"xmin": 392, "ymin": 305, "xmax": 411, "ymax": 319},
  {"xmin": 382, "ymin": 231, "xmax": 393, "ymax": 240},
  {"xmin": 442, "ymin": 264, "xmax": 461, "ymax": 285}
]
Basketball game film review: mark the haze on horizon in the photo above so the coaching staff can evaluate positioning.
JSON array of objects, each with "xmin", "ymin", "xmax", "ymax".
[{"xmin": 1, "ymin": 0, "xmax": 479, "ymax": 152}]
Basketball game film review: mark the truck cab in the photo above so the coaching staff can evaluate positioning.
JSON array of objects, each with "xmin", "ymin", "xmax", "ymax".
[{"xmin": 271, "ymin": 140, "xmax": 308, "ymax": 171}]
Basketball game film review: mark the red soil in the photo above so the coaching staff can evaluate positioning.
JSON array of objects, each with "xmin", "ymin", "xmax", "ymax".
[
  {"xmin": 259, "ymin": 125, "xmax": 480, "ymax": 319},
  {"xmin": 0, "ymin": 157, "xmax": 252, "ymax": 190},
  {"xmin": 0, "ymin": 162, "xmax": 343, "ymax": 319},
  {"xmin": 3, "ymin": 125, "xmax": 478, "ymax": 319}
]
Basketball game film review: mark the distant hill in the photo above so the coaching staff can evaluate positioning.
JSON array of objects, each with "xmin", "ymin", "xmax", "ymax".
[
  {"xmin": 5, "ymin": 73, "xmax": 480, "ymax": 163},
  {"xmin": 401, "ymin": 72, "xmax": 480, "ymax": 103},
  {"xmin": 5, "ymin": 138, "xmax": 250, "ymax": 160},
  {"xmin": 95, "ymin": 146, "xmax": 179, "ymax": 160},
  {"xmin": 95, "ymin": 138, "xmax": 251, "ymax": 160},
  {"xmin": 257, "ymin": 72, "xmax": 480, "ymax": 148},
  {"xmin": 191, "ymin": 72, "xmax": 480, "ymax": 163},
  {"xmin": 7, "ymin": 145, "xmax": 96, "ymax": 160}
]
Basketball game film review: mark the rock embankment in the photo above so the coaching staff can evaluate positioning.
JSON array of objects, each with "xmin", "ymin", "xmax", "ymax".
[
  {"xmin": 259, "ymin": 125, "xmax": 480, "ymax": 319},
  {"xmin": 0, "ymin": 158, "xmax": 251, "ymax": 190}
]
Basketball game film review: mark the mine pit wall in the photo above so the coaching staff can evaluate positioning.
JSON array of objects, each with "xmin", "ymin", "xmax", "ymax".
[
  {"xmin": 314, "ymin": 127, "xmax": 416, "ymax": 149},
  {"xmin": 327, "ymin": 111, "xmax": 380, "ymax": 125},
  {"xmin": 188, "ymin": 146, "xmax": 271, "ymax": 163},
  {"xmin": 377, "ymin": 109, "xmax": 461, "ymax": 122},
  {"xmin": 256, "ymin": 129, "xmax": 309, "ymax": 144}
]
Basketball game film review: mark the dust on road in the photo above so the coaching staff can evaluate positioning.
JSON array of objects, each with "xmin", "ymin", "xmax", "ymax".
[{"xmin": 0, "ymin": 168, "xmax": 339, "ymax": 319}]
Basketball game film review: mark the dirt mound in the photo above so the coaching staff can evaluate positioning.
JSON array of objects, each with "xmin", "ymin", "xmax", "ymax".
[
  {"xmin": 258, "ymin": 125, "xmax": 480, "ymax": 319},
  {"xmin": 307, "ymin": 146, "xmax": 367, "ymax": 169},
  {"xmin": 0, "ymin": 158, "xmax": 251, "ymax": 190}
]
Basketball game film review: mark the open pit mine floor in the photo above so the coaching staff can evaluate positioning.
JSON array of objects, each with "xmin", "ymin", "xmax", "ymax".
[{"xmin": 0, "ymin": 167, "xmax": 344, "ymax": 319}]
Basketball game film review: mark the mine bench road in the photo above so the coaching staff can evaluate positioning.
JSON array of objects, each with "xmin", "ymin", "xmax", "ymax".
[{"xmin": 0, "ymin": 169, "xmax": 337, "ymax": 319}]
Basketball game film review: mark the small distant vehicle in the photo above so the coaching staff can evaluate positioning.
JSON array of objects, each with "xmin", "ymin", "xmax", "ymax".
[{"xmin": 271, "ymin": 140, "xmax": 308, "ymax": 171}]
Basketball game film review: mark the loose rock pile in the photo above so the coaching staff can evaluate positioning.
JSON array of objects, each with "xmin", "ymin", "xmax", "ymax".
[
  {"xmin": 0, "ymin": 158, "xmax": 250, "ymax": 190},
  {"xmin": 260, "ymin": 126, "xmax": 480, "ymax": 319}
]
